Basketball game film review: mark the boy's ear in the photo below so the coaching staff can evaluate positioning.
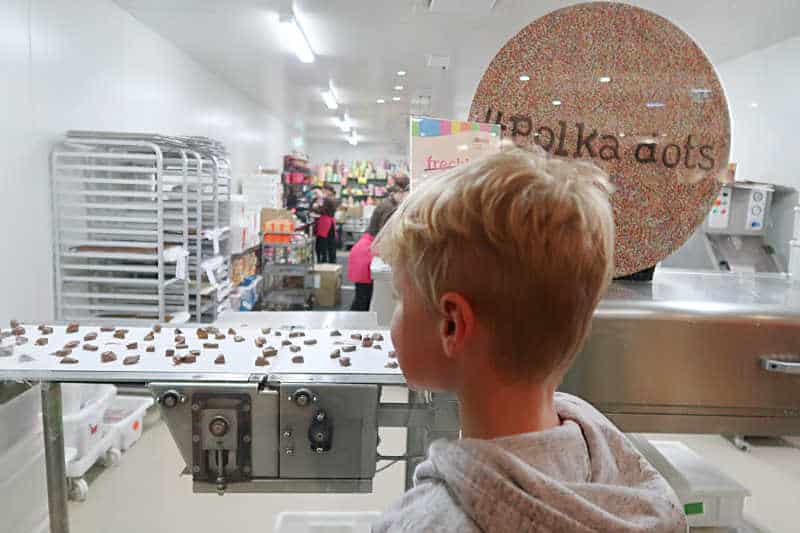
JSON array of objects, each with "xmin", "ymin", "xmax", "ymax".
[{"xmin": 438, "ymin": 292, "xmax": 475, "ymax": 358}]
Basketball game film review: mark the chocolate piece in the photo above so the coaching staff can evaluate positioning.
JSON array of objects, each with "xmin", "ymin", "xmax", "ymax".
[
  {"xmin": 181, "ymin": 354, "xmax": 196, "ymax": 364},
  {"xmin": 203, "ymin": 343, "xmax": 219, "ymax": 349},
  {"xmin": 263, "ymin": 347, "xmax": 278, "ymax": 357},
  {"xmin": 289, "ymin": 331, "xmax": 305, "ymax": 338},
  {"xmin": 362, "ymin": 338, "xmax": 373, "ymax": 348},
  {"xmin": 172, "ymin": 356, "xmax": 181, "ymax": 365},
  {"xmin": 35, "ymin": 338, "xmax": 48, "ymax": 346},
  {"xmin": 350, "ymin": 333, "xmax": 362, "ymax": 340},
  {"xmin": 281, "ymin": 339, "xmax": 292, "ymax": 346},
  {"xmin": 174, "ymin": 335, "xmax": 185, "ymax": 344},
  {"xmin": 146, "ymin": 345, "xmax": 155, "ymax": 353},
  {"xmin": 66, "ymin": 323, "xmax": 79, "ymax": 334},
  {"xmin": 143, "ymin": 332, "xmax": 154, "ymax": 342},
  {"xmin": 385, "ymin": 361, "xmax": 399, "ymax": 369},
  {"xmin": 388, "ymin": 350, "xmax": 397, "ymax": 359},
  {"xmin": 83, "ymin": 344, "xmax": 98, "ymax": 351},
  {"xmin": 174, "ymin": 328, "xmax": 182, "ymax": 335},
  {"xmin": 339, "ymin": 357, "xmax": 352, "ymax": 367},
  {"xmin": 175, "ymin": 343, "xmax": 188, "ymax": 350},
  {"xmin": 101, "ymin": 351, "xmax": 117, "ymax": 363},
  {"xmin": 60, "ymin": 357, "xmax": 79, "ymax": 365},
  {"xmin": 126, "ymin": 342, "xmax": 138, "ymax": 350},
  {"xmin": 10, "ymin": 319, "xmax": 20, "ymax": 328},
  {"xmin": 255, "ymin": 337, "xmax": 266, "ymax": 348},
  {"xmin": 83, "ymin": 332, "xmax": 98, "ymax": 341},
  {"xmin": 373, "ymin": 344, "xmax": 382, "ymax": 350},
  {"xmin": 330, "ymin": 349, "xmax": 341, "ymax": 359},
  {"xmin": 215, "ymin": 333, "xmax": 225, "ymax": 340},
  {"xmin": 372, "ymin": 333, "xmax": 384, "ymax": 341},
  {"xmin": 153, "ymin": 324, "xmax": 162, "ymax": 333},
  {"xmin": 51, "ymin": 349, "xmax": 71, "ymax": 357},
  {"xmin": 261, "ymin": 327, "xmax": 271, "ymax": 335},
  {"xmin": 214, "ymin": 355, "xmax": 225, "ymax": 365},
  {"xmin": 303, "ymin": 339, "xmax": 317, "ymax": 346},
  {"xmin": 165, "ymin": 349, "xmax": 175, "ymax": 357},
  {"xmin": 40, "ymin": 326, "xmax": 53, "ymax": 335},
  {"xmin": 113, "ymin": 330, "xmax": 126, "ymax": 339},
  {"xmin": 101, "ymin": 326, "xmax": 116, "ymax": 332},
  {"xmin": 190, "ymin": 350, "xmax": 200, "ymax": 357},
  {"xmin": 254, "ymin": 356, "xmax": 269, "ymax": 367},
  {"xmin": 228, "ymin": 328, "xmax": 236, "ymax": 335},
  {"xmin": 274, "ymin": 331, "xmax": 282, "ymax": 336},
  {"xmin": 64, "ymin": 340, "xmax": 80, "ymax": 349},
  {"xmin": 292, "ymin": 355, "xmax": 304, "ymax": 364},
  {"xmin": 330, "ymin": 329, "xmax": 342, "ymax": 337},
  {"xmin": 12, "ymin": 326, "xmax": 25, "ymax": 336},
  {"xmin": 18, "ymin": 354, "xmax": 35, "ymax": 363},
  {"xmin": 123, "ymin": 355, "xmax": 140, "ymax": 366},
  {"xmin": 341, "ymin": 345, "xmax": 356, "ymax": 353},
  {"xmin": 16, "ymin": 337, "xmax": 28, "ymax": 346},
  {"xmin": 205, "ymin": 327, "xmax": 219, "ymax": 336},
  {"xmin": 197, "ymin": 328, "xmax": 208, "ymax": 339},
  {"xmin": 234, "ymin": 335, "xmax": 245, "ymax": 343},
  {"xmin": 289, "ymin": 345, "xmax": 301, "ymax": 353}
]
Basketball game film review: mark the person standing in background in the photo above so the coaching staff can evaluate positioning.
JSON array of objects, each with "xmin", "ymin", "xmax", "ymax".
[
  {"xmin": 315, "ymin": 197, "xmax": 337, "ymax": 263},
  {"xmin": 348, "ymin": 179, "xmax": 409, "ymax": 311}
]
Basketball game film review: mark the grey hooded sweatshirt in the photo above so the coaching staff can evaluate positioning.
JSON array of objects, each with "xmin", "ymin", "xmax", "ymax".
[{"xmin": 373, "ymin": 393, "xmax": 687, "ymax": 532}]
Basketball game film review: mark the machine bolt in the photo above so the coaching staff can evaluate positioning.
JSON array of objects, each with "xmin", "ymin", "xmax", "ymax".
[
  {"xmin": 191, "ymin": 403, "xmax": 200, "ymax": 411},
  {"xmin": 312, "ymin": 396, "xmax": 319, "ymax": 403},
  {"xmin": 285, "ymin": 448, "xmax": 294, "ymax": 456},
  {"xmin": 282, "ymin": 430, "xmax": 292, "ymax": 438},
  {"xmin": 315, "ymin": 411, "xmax": 326, "ymax": 422},
  {"xmin": 192, "ymin": 434, "xmax": 200, "ymax": 443},
  {"xmin": 161, "ymin": 390, "xmax": 182, "ymax": 408},
  {"xmin": 293, "ymin": 389, "xmax": 312, "ymax": 407},
  {"xmin": 315, "ymin": 447, "xmax": 324, "ymax": 454},
  {"xmin": 208, "ymin": 416, "xmax": 230, "ymax": 438},
  {"xmin": 243, "ymin": 434, "xmax": 251, "ymax": 443}
]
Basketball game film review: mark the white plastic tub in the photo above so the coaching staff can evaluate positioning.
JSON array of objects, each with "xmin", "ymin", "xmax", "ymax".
[
  {"xmin": 103, "ymin": 395, "xmax": 154, "ymax": 452},
  {"xmin": 0, "ymin": 428, "xmax": 48, "ymax": 533},
  {"xmin": 0, "ymin": 384, "xmax": 42, "ymax": 451},
  {"xmin": 63, "ymin": 384, "xmax": 116, "ymax": 460},
  {"xmin": 274, "ymin": 512, "xmax": 381, "ymax": 533}
]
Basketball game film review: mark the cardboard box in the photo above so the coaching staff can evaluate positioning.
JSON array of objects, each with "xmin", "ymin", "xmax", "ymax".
[{"xmin": 313, "ymin": 264, "xmax": 341, "ymax": 307}]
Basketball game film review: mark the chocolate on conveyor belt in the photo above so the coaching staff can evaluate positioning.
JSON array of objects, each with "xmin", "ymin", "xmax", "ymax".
[
  {"xmin": 197, "ymin": 328, "xmax": 209, "ymax": 339},
  {"xmin": 341, "ymin": 345, "xmax": 356, "ymax": 353},
  {"xmin": 12, "ymin": 326, "xmax": 25, "ymax": 336},
  {"xmin": 254, "ymin": 356, "xmax": 269, "ymax": 367},
  {"xmin": 281, "ymin": 339, "xmax": 292, "ymax": 346},
  {"xmin": 113, "ymin": 330, "xmax": 126, "ymax": 339},
  {"xmin": 214, "ymin": 355, "xmax": 225, "ymax": 365},
  {"xmin": 385, "ymin": 361, "xmax": 399, "ymax": 369},
  {"xmin": 288, "ymin": 331, "xmax": 305, "ymax": 338},
  {"xmin": 146, "ymin": 345, "xmax": 155, "ymax": 353},
  {"xmin": 228, "ymin": 328, "xmax": 236, "ymax": 335},
  {"xmin": 64, "ymin": 340, "xmax": 80, "ymax": 350},
  {"xmin": 83, "ymin": 344, "xmax": 98, "ymax": 352},
  {"xmin": 173, "ymin": 328, "xmax": 182, "ymax": 335},
  {"xmin": 263, "ymin": 348, "xmax": 278, "ymax": 357},
  {"xmin": 373, "ymin": 345, "xmax": 382, "ymax": 350},
  {"xmin": 274, "ymin": 331, "xmax": 282, "ymax": 336},
  {"xmin": 126, "ymin": 342, "xmax": 138, "ymax": 350},
  {"xmin": 51, "ymin": 349, "xmax": 71, "ymax": 357},
  {"xmin": 203, "ymin": 343, "xmax": 218, "ymax": 349},
  {"xmin": 10, "ymin": 319, "xmax": 20, "ymax": 328},
  {"xmin": 291, "ymin": 355, "xmax": 304, "ymax": 364},
  {"xmin": 303, "ymin": 339, "xmax": 317, "ymax": 345},
  {"xmin": 83, "ymin": 332, "xmax": 98, "ymax": 341},
  {"xmin": 388, "ymin": 350, "xmax": 396, "ymax": 359},
  {"xmin": 35, "ymin": 338, "xmax": 48, "ymax": 346},
  {"xmin": 350, "ymin": 333, "xmax": 362, "ymax": 340},
  {"xmin": 215, "ymin": 333, "xmax": 225, "ymax": 340},
  {"xmin": 18, "ymin": 354, "xmax": 35, "ymax": 363},
  {"xmin": 289, "ymin": 345, "xmax": 301, "ymax": 353},
  {"xmin": 39, "ymin": 326, "xmax": 53, "ymax": 335},
  {"xmin": 339, "ymin": 357, "xmax": 351, "ymax": 367},
  {"xmin": 190, "ymin": 350, "xmax": 200, "ymax": 357},
  {"xmin": 60, "ymin": 357, "xmax": 79, "ymax": 365},
  {"xmin": 101, "ymin": 326, "xmax": 115, "ymax": 332},
  {"xmin": 16, "ymin": 337, "xmax": 28, "ymax": 346},
  {"xmin": 330, "ymin": 330, "xmax": 341, "ymax": 336},
  {"xmin": 362, "ymin": 338, "xmax": 373, "ymax": 348},
  {"xmin": 66, "ymin": 323, "xmax": 79, "ymax": 334},
  {"xmin": 143, "ymin": 332, "xmax": 154, "ymax": 341},
  {"xmin": 234, "ymin": 335, "xmax": 245, "ymax": 343},
  {"xmin": 153, "ymin": 324, "xmax": 162, "ymax": 333},
  {"xmin": 371, "ymin": 333, "xmax": 384, "ymax": 341},
  {"xmin": 330, "ymin": 349, "xmax": 341, "ymax": 359},
  {"xmin": 165, "ymin": 349, "xmax": 175, "ymax": 357},
  {"xmin": 175, "ymin": 343, "xmax": 188, "ymax": 350},
  {"xmin": 261, "ymin": 327, "xmax": 271, "ymax": 335},
  {"xmin": 255, "ymin": 337, "xmax": 266, "ymax": 348},
  {"xmin": 123, "ymin": 355, "xmax": 140, "ymax": 366},
  {"xmin": 174, "ymin": 335, "xmax": 185, "ymax": 344},
  {"xmin": 101, "ymin": 351, "xmax": 117, "ymax": 363}
]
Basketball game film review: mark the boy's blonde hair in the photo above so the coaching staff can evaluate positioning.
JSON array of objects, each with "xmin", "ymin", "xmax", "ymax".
[{"xmin": 375, "ymin": 149, "xmax": 615, "ymax": 382}]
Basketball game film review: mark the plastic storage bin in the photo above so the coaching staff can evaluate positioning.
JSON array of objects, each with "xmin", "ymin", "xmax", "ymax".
[
  {"xmin": 0, "ymin": 429, "xmax": 49, "ymax": 533},
  {"xmin": 0, "ymin": 384, "xmax": 42, "ymax": 451},
  {"xmin": 63, "ymin": 384, "xmax": 116, "ymax": 460},
  {"xmin": 274, "ymin": 512, "xmax": 381, "ymax": 533},
  {"xmin": 103, "ymin": 395, "xmax": 154, "ymax": 452}
]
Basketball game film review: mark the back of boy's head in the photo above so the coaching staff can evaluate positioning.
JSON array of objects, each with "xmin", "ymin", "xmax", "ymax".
[{"xmin": 375, "ymin": 149, "xmax": 615, "ymax": 383}]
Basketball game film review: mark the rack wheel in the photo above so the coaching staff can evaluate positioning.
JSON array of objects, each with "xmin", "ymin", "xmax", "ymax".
[
  {"xmin": 68, "ymin": 478, "xmax": 89, "ymax": 502},
  {"xmin": 103, "ymin": 448, "xmax": 122, "ymax": 467}
]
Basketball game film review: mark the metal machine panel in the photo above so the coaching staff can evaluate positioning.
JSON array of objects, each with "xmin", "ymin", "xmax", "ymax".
[{"xmin": 278, "ymin": 384, "xmax": 379, "ymax": 480}]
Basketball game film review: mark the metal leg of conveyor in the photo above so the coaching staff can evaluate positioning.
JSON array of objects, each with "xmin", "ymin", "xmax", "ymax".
[
  {"xmin": 404, "ymin": 390, "xmax": 427, "ymax": 490},
  {"xmin": 41, "ymin": 382, "xmax": 70, "ymax": 533}
]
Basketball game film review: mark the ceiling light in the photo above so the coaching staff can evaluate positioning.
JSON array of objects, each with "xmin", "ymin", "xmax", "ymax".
[
  {"xmin": 598, "ymin": 76, "xmax": 611, "ymax": 83},
  {"xmin": 551, "ymin": 99, "xmax": 561, "ymax": 106},
  {"xmin": 397, "ymin": 70, "xmax": 407, "ymax": 76},
  {"xmin": 337, "ymin": 112, "xmax": 351, "ymax": 133},
  {"xmin": 392, "ymin": 96, "xmax": 401, "ymax": 102},
  {"xmin": 750, "ymin": 102, "xmax": 759, "ymax": 108},
  {"xmin": 519, "ymin": 74, "xmax": 530, "ymax": 81},
  {"xmin": 280, "ymin": 14, "xmax": 315, "ymax": 64},
  {"xmin": 376, "ymin": 98, "xmax": 385, "ymax": 104},
  {"xmin": 348, "ymin": 130, "xmax": 359, "ymax": 146},
  {"xmin": 321, "ymin": 90, "xmax": 338, "ymax": 110},
  {"xmin": 394, "ymin": 85, "xmax": 404, "ymax": 91},
  {"xmin": 328, "ymin": 80, "xmax": 340, "ymax": 103}
]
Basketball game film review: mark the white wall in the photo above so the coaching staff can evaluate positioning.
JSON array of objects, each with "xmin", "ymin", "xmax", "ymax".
[
  {"xmin": 717, "ymin": 35, "xmax": 800, "ymax": 188},
  {"xmin": 306, "ymin": 142, "xmax": 407, "ymax": 167},
  {"xmin": 0, "ymin": 0, "xmax": 289, "ymax": 324}
]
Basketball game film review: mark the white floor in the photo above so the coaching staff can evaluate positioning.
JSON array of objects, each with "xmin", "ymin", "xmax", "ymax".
[{"xmin": 65, "ymin": 411, "xmax": 800, "ymax": 533}]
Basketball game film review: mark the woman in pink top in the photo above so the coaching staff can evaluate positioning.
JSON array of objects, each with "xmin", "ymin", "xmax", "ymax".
[
  {"xmin": 348, "ymin": 183, "xmax": 407, "ymax": 311},
  {"xmin": 315, "ymin": 197, "xmax": 337, "ymax": 263}
]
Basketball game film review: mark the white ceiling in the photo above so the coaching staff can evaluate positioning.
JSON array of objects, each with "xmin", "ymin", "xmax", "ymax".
[{"xmin": 115, "ymin": 0, "xmax": 800, "ymax": 156}]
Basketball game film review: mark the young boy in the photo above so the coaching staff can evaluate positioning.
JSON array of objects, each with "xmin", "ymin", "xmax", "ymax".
[{"xmin": 372, "ymin": 150, "xmax": 687, "ymax": 532}]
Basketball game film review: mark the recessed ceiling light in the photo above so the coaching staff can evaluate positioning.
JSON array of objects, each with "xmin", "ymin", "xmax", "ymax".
[
  {"xmin": 551, "ymin": 99, "xmax": 562, "ymax": 106},
  {"xmin": 321, "ymin": 89, "xmax": 338, "ymax": 110},
  {"xmin": 397, "ymin": 70, "xmax": 407, "ymax": 76},
  {"xmin": 519, "ymin": 74, "xmax": 530, "ymax": 82},
  {"xmin": 750, "ymin": 102, "xmax": 759, "ymax": 108},
  {"xmin": 392, "ymin": 96, "xmax": 401, "ymax": 102},
  {"xmin": 376, "ymin": 98, "xmax": 385, "ymax": 104},
  {"xmin": 598, "ymin": 76, "xmax": 611, "ymax": 83},
  {"xmin": 279, "ymin": 14, "xmax": 315, "ymax": 64},
  {"xmin": 394, "ymin": 85, "xmax": 404, "ymax": 91}
]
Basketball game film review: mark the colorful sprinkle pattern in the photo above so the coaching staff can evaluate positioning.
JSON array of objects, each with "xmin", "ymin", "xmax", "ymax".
[
  {"xmin": 412, "ymin": 117, "xmax": 502, "ymax": 138},
  {"xmin": 469, "ymin": 2, "xmax": 731, "ymax": 276}
]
